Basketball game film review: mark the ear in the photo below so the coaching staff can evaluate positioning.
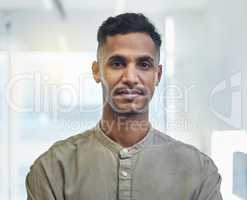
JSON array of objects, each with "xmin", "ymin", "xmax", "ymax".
[
  {"xmin": 92, "ymin": 61, "xmax": 101, "ymax": 83},
  {"xmin": 155, "ymin": 64, "xmax": 163, "ymax": 86}
]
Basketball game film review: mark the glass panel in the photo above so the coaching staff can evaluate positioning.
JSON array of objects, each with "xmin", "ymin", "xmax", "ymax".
[
  {"xmin": 10, "ymin": 52, "xmax": 101, "ymax": 199},
  {"xmin": 233, "ymin": 152, "xmax": 247, "ymax": 200},
  {"xmin": 212, "ymin": 130, "xmax": 247, "ymax": 200},
  {"xmin": 0, "ymin": 52, "xmax": 8, "ymax": 200}
]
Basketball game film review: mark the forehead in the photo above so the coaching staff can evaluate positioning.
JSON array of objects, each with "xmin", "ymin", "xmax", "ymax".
[{"xmin": 101, "ymin": 32, "xmax": 157, "ymax": 60}]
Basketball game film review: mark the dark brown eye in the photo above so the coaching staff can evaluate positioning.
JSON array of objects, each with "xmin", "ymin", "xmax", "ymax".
[
  {"xmin": 139, "ymin": 61, "xmax": 151, "ymax": 70},
  {"xmin": 110, "ymin": 61, "xmax": 124, "ymax": 68}
]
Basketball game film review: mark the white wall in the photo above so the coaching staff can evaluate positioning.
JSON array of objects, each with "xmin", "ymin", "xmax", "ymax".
[{"xmin": 207, "ymin": 0, "xmax": 247, "ymax": 151}]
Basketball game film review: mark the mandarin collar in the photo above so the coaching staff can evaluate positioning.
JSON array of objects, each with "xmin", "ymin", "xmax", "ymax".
[{"xmin": 94, "ymin": 121, "xmax": 154, "ymax": 156}]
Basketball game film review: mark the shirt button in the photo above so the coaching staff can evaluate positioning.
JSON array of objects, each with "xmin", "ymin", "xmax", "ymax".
[
  {"xmin": 122, "ymin": 148, "xmax": 128, "ymax": 154},
  {"xmin": 121, "ymin": 170, "xmax": 128, "ymax": 177},
  {"xmin": 119, "ymin": 148, "xmax": 131, "ymax": 159}
]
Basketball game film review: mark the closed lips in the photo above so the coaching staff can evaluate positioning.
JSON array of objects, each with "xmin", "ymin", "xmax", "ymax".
[{"xmin": 115, "ymin": 88, "xmax": 144, "ymax": 95}]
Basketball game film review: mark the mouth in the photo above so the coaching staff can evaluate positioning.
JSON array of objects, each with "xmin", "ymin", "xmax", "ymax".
[{"xmin": 114, "ymin": 88, "xmax": 145, "ymax": 100}]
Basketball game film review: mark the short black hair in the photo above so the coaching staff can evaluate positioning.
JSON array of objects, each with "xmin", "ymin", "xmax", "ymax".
[{"xmin": 97, "ymin": 13, "xmax": 161, "ymax": 57}]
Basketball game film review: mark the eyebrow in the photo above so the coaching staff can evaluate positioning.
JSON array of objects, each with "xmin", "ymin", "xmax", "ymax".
[
  {"xmin": 107, "ymin": 55, "xmax": 126, "ymax": 63},
  {"xmin": 137, "ymin": 56, "xmax": 154, "ymax": 64},
  {"xmin": 107, "ymin": 54, "xmax": 155, "ymax": 63}
]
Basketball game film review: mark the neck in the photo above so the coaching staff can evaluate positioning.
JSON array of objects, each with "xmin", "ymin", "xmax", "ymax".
[{"xmin": 100, "ymin": 104, "xmax": 150, "ymax": 147}]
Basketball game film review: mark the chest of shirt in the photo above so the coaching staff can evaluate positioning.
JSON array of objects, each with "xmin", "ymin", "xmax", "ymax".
[{"xmin": 60, "ymin": 147, "xmax": 197, "ymax": 200}]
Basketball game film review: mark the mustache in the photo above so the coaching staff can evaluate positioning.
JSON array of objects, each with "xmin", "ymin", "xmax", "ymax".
[{"xmin": 113, "ymin": 86, "xmax": 146, "ymax": 95}]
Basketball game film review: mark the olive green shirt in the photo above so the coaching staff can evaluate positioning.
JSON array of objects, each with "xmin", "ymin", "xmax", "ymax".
[{"xmin": 26, "ymin": 123, "xmax": 223, "ymax": 200}]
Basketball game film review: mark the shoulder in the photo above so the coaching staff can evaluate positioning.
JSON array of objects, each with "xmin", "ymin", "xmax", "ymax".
[
  {"xmin": 26, "ymin": 127, "xmax": 97, "ymax": 197},
  {"xmin": 151, "ymin": 128, "xmax": 219, "ymax": 175},
  {"xmin": 30, "ymin": 127, "xmax": 96, "ymax": 170}
]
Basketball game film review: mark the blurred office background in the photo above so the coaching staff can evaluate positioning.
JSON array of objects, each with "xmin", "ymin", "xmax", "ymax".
[{"xmin": 0, "ymin": 0, "xmax": 246, "ymax": 199}]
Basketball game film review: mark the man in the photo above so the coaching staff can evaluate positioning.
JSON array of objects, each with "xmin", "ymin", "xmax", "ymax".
[{"xmin": 26, "ymin": 13, "xmax": 223, "ymax": 200}]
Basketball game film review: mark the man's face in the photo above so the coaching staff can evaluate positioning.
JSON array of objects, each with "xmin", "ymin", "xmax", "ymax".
[{"xmin": 92, "ymin": 32, "xmax": 162, "ymax": 114}]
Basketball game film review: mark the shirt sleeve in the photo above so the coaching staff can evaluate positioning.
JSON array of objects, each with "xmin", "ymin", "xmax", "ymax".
[
  {"xmin": 193, "ymin": 155, "xmax": 223, "ymax": 200},
  {"xmin": 25, "ymin": 142, "xmax": 66, "ymax": 200},
  {"xmin": 25, "ymin": 160, "xmax": 56, "ymax": 200}
]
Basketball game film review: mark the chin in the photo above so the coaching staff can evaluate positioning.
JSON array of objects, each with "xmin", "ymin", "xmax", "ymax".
[
  {"xmin": 111, "ymin": 102, "xmax": 148, "ymax": 115},
  {"xmin": 104, "ymin": 95, "xmax": 149, "ymax": 114}
]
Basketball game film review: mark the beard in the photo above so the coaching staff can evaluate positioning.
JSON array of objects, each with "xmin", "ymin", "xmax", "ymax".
[{"xmin": 102, "ymin": 86, "xmax": 153, "ymax": 115}]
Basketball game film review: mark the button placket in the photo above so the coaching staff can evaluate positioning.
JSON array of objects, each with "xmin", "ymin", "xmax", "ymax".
[{"xmin": 118, "ymin": 149, "xmax": 132, "ymax": 200}]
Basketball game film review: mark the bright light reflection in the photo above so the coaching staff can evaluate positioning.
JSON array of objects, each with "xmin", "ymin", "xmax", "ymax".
[
  {"xmin": 165, "ymin": 17, "xmax": 175, "ymax": 77},
  {"xmin": 42, "ymin": 0, "xmax": 54, "ymax": 10},
  {"xmin": 114, "ymin": 0, "xmax": 126, "ymax": 15}
]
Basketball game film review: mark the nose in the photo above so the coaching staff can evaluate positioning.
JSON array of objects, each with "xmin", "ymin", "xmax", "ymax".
[{"xmin": 122, "ymin": 64, "xmax": 139, "ymax": 87}]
